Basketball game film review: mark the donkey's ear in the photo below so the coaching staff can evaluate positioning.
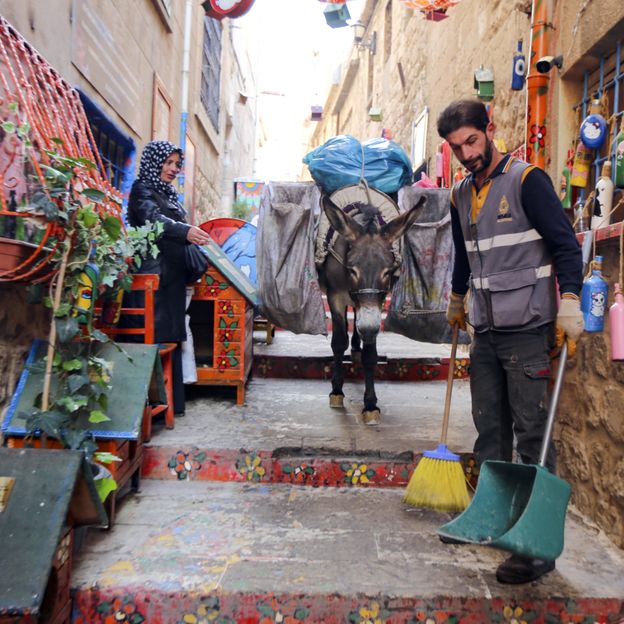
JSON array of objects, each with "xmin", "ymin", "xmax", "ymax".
[
  {"xmin": 322, "ymin": 195, "xmax": 363, "ymax": 243},
  {"xmin": 380, "ymin": 196, "xmax": 426, "ymax": 244}
]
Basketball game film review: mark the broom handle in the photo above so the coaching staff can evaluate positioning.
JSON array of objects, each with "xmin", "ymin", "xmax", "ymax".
[
  {"xmin": 538, "ymin": 340, "xmax": 568, "ymax": 467},
  {"xmin": 440, "ymin": 324, "xmax": 459, "ymax": 444}
]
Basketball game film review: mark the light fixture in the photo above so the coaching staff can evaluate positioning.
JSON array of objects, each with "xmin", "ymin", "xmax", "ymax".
[{"xmin": 351, "ymin": 20, "xmax": 376, "ymax": 54}]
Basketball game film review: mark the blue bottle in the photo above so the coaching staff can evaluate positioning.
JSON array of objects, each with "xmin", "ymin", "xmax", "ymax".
[
  {"xmin": 581, "ymin": 255, "xmax": 609, "ymax": 332},
  {"xmin": 511, "ymin": 40, "xmax": 525, "ymax": 91}
]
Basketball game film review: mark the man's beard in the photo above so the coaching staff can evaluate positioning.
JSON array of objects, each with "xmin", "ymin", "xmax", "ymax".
[{"xmin": 462, "ymin": 139, "xmax": 493, "ymax": 174}]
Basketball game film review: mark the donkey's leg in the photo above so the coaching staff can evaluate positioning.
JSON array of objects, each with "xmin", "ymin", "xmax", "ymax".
[
  {"xmin": 329, "ymin": 300, "xmax": 349, "ymax": 408},
  {"xmin": 350, "ymin": 308, "xmax": 362, "ymax": 364},
  {"xmin": 361, "ymin": 338, "xmax": 380, "ymax": 425}
]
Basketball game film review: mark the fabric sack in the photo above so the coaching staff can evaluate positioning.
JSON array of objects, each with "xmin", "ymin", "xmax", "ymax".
[
  {"xmin": 256, "ymin": 182, "xmax": 327, "ymax": 335},
  {"xmin": 184, "ymin": 244, "xmax": 208, "ymax": 285},
  {"xmin": 385, "ymin": 186, "xmax": 469, "ymax": 344}
]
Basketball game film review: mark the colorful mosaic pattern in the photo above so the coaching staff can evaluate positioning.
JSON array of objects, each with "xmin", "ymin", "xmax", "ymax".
[
  {"xmin": 143, "ymin": 446, "xmax": 479, "ymax": 491},
  {"xmin": 253, "ymin": 354, "xmax": 468, "ymax": 383},
  {"xmin": 72, "ymin": 590, "xmax": 624, "ymax": 623}
]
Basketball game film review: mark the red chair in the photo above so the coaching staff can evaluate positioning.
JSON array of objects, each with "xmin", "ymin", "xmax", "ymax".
[{"xmin": 96, "ymin": 274, "xmax": 175, "ymax": 441}]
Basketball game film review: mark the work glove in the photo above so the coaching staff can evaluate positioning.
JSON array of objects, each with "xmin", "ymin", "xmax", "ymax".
[
  {"xmin": 446, "ymin": 292, "xmax": 467, "ymax": 331},
  {"xmin": 555, "ymin": 293, "xmax": 584, "ymax": 357}
]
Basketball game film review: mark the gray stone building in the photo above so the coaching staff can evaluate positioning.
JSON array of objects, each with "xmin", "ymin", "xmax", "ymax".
[{"xmin": 308, "ymin": 0, "xmax": 624, "ymax": 548}]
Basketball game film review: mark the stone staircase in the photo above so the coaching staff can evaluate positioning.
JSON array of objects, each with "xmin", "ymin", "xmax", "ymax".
[{"xmin": 70, "ymin": 333, "xmax": 624, "ymax": 623}]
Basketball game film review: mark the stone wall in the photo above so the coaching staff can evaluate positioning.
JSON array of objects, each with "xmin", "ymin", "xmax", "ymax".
[
  {"xmin": 308, "ymin": 0, "xmax": 624, "ymax": 550},
  {"xmin": 557, "ymin": 239, "xmax": 624, "ymax": 549}
]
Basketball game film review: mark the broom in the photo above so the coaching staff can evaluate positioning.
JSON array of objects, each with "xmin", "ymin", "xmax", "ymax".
[{"xmin": 402, "ymin": 324, "xmax": 471, "ymax": 512}]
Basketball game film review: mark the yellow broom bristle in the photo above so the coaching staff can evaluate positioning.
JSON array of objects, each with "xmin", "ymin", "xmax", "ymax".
[{"xmin": 402, "ymin": 456, "xmax": 470, "ymax": 512}]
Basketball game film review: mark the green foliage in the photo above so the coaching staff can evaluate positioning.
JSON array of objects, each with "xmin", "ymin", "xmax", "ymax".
[
  {"xmin": 231, "ymin": 197, "xmax": 252, "ymax": 221},
  {"xmin": 22, "ymin": 146, "xmax": 161, "ymax": 469}
]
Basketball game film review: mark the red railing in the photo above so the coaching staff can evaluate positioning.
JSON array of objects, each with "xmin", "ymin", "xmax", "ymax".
[{"xmin": 0, "ymin": 16, "xmax": 122, "ymax": 282}]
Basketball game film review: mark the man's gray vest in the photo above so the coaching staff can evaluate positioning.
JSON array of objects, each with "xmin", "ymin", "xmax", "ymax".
[{"xmin": 453, "ymin": 157, "xmax": 556, "ymax": 333}]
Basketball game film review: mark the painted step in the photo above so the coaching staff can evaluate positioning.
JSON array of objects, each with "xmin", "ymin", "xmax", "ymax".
[
  {"xmin": 71, "ymin": 479, "xmax": 624, "ymax": 623},
  {"xmin": 252, "ymin": 331, "xmax": 470, "ymax": 382},
  {"xmin": 143, "ymin": 377, "xmax": 477, "ymax": 487}
]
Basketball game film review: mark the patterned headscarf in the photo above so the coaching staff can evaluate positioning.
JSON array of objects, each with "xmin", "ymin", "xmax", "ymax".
[{"xmin": 137, "ymin": 140, "xmax": 184, "ymax": 205}]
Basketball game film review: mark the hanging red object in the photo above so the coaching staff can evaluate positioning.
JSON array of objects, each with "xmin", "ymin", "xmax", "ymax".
[
  {"xmin": 201, "ymin": 0, "xmax": 254, "ymax": 20},
  {"xmin": 398, "ymin": 0, "xmax": 461, "ymax": 19}
]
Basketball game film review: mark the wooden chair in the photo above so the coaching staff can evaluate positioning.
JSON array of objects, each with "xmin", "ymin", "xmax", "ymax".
[{"xmin": 96, "ymin": 274, "xmax": 175, "ymax": 442}]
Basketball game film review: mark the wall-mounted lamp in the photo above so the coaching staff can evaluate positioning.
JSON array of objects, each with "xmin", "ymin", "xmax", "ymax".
[
  {"xmin": 536, "ymin": 54, "xmax": 564, "ymax": 74},
  {"xmin": 351, "ymin": 20, "xmax": 377, "ymax": 55}
]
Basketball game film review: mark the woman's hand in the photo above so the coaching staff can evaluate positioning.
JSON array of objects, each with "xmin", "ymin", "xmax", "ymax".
[{"xmin": 187, "ymin": 225, "xmax": 211, "ymax": 245}]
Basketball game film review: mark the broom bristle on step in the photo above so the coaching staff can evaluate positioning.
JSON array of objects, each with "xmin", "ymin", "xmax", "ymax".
[{"xmin": 402, "ymin": 444, "xmax": 470, "ymax": 513}]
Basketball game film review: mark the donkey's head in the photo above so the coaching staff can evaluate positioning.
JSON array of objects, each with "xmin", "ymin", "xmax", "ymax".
[{"xmin": 322, "ymin": 195, "xmax": 425, "ymax": 344}]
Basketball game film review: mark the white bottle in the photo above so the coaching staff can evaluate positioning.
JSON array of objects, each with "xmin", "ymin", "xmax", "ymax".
[{"xmin": 591, "ymin": 161, "xmax": 615, "ymax": 230}]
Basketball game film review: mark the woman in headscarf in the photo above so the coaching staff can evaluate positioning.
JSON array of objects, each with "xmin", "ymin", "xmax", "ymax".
[{"xmin": 127, "ymin": 140, "xmax": 210, "ymax": 416}]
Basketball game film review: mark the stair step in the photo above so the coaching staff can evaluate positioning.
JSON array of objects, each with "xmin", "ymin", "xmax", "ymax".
[
  {"xmin": 252, "ymin": 331, "xmax": 469, "ymax": 382},
  {"xmin": 143, "ymin": 377, "xmax": 477, "ymax": 487},
  {"xmin": 71, "ymin": 479, "xmax": 624, "ymax": 623}
]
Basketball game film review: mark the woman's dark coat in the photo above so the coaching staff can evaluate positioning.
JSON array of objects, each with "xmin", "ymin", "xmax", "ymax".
[{"xmin": 127, "ymin": 179, "xmax": 190, "ymax": 343}]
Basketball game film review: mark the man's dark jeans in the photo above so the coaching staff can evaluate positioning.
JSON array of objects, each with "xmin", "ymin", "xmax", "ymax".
[{"xmin": 469, "ymin": 323, "xmax": 556, "ymax": 471}]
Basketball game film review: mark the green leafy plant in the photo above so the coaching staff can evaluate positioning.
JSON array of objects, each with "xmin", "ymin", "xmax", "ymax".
[
  {"xmin": 20, "ymin": 148, "xmax": 161, "ymax": 500},
  {"xmin": 231, "ymin": 197, "xmax": 252, "ymax": 221}
]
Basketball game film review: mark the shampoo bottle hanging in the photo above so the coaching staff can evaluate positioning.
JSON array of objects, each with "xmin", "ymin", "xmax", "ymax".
[
  {"xmin": 73, "ymin": 262, "xmax": 100, "ymax": 322},
  {"xmin": 609, "ymin": 283, "xmax": 624, "ymax": 360},
  {"xmin": 590, "ymin": 161, "xmax": 614, "ymax": 230},
  {"xmin": 581, "ymin": 255, "xmax": 609, "ymax": 332}
]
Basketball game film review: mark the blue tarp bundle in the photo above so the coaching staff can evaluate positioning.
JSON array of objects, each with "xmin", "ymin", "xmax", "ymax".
[{"xmin": 303, "ymin": 135, "xmax": 413, "ymax": 194}]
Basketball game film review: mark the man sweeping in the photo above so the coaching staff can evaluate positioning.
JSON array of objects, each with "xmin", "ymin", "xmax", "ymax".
[{"xmin": 437, "ymin": 99, "xmax": 584, "ymax": 584}]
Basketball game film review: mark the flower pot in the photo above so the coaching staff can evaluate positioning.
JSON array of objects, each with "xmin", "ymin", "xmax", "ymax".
[{"xmin": 0, "ymin": 236, "xmax": 55, "ymax": 280}]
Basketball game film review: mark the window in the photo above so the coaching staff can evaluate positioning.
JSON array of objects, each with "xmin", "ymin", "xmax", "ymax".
[
  {"xmin": 201, "ymin": 17, "xmax": 222, "ymax": 131},
  {"xmin": 572, "ymin": 41, "xmax": 623, "ymax": 196},
  {"xmin": 152, "ymin": 75, "xmax": 172, "ymax": 140},
  {"xmin": 78, "ymin": 90, "xmax": 135, "ymax": 195}
]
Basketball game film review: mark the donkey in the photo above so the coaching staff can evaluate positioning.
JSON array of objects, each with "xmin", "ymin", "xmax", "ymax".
[{"xmin": 318, "ymin": 194, "xmax": 426, "ymax": 425}]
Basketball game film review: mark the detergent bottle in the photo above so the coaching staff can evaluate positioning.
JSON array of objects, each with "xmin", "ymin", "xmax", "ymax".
[
  {"xmin": 609, "ymin": 283, "xmax": 624, "ymax": 360},
  {"xmin": 581, "ymin": 255, "xmax": 609, "ymax": 332},
  {"xmin": 615, "ymin": 118, "xmax": 624, "ymax": 188},
  {"xmin": 73, "ymin": 262, "xmax": 100, "ymax": 320},
  {"xmin": 570, "ymin": 138, "xmax": 593, "ymax": 188},
  {"xmin": 590, "ymin": 161, "xmax": 614, "ymax": 230},
  {"xmin": 511, "ymin": 40, "xmax": 525, "ymax": 91},
  {"xmin": 580, "ymin": 99, "xmax": 608, "ymax": 150},
  {"xmin": 559, "ymin": 163, "xmax": 572, "ymax": 210}
]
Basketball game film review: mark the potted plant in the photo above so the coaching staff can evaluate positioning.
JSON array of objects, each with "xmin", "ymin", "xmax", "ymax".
[{"xmin": 19, "ymin": 148, "xmax": 162, "ymax": 502}]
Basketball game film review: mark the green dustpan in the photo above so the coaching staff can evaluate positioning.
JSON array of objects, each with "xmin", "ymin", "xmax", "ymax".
[{"xmin": 438, "ymin": 342, "xmax": 571, "ymax": 561}]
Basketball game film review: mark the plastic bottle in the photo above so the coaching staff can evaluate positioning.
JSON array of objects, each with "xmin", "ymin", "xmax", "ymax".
[
  {"xmin": 73, "ymin": 263, "xmax": 100, "ymax": 319},
  {"xmin": 591, "ymin": 161, "xmax": 614, "ymax": 230},
  {"xmin": 573, "ymin": 198, "xmax": 586, "ymax": 233},
  {"xmin": 559, "ymin": 164, "xmax": 571, "ymax": 210},
  {"xmin": 609, "ymin": 283, "xmax": 624, "ymax": 360},
  {"xmin": 511, "ymin": 40, "xmax": 525, "ymax": 91},
  {"xmin": 570, "ymin": 139, "xmax": 593, "ymax": 188},
  {"xmin": 581, "ymin": 255, "xmax": 609, "ymax": 332},
  {"xmin": 580, "ymin": 99, "xmax": 607, "ymax": 150},
  {"xmin": 615, "ymin": 121, "xmax": 624, "ymax": 188}
]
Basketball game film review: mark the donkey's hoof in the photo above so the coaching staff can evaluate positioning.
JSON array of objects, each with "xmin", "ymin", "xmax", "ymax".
[
  {"xmin": 350, "ymin": 350, "xmax": 362, "ymax": 364},
  {"xmin": 362, "ymin": 409, "xmax": 381, "ymax": 426},
  {"xmin": 329, "ymin": 393, "xmax": 344, "ymax": 408}
]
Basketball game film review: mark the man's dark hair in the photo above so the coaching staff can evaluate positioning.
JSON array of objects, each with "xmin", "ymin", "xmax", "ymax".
[{"xmin": 437, "ymin": 99, "xmax": 489, "ymax": 138}]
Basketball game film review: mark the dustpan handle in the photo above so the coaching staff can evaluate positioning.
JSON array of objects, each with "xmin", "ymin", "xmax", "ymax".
[
  {"xmin": 440, "ymin": 324, "xmax": 459, "ymax": 444},
  {"xmin": 538, "ymin": 341, "xmax": 568, "ymax": 467}
]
